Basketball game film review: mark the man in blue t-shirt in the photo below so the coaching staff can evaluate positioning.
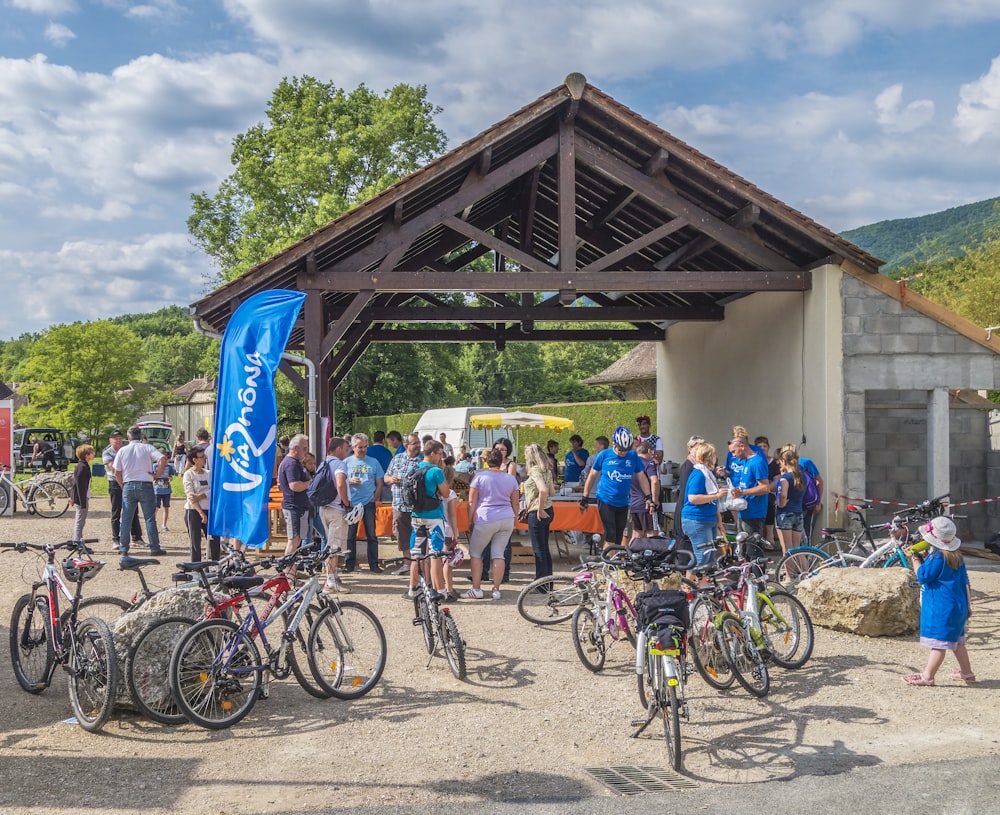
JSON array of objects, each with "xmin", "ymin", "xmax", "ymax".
[
  {"xmin": 343, "ymin": 433, "xmax": 385, "ymax": 573},
  {"xmin": 406, "ymin": 440, "xmax": 449, "ymax": 599},
  {"xmin": 564, "ymin": 434, "xmax": 589, "ymax": 483},
  {"xmin": 580, "ymin": 427, "xmax": 654, "ymax": 549},
  {"xmin": 727, "ymin": 436, "xmax": 770, "ymax": 536}
]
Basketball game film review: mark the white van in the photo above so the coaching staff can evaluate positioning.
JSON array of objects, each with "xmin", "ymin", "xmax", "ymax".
[{"xmin": 411, "ymin": 407, "xmax": 508, "ymax": 457}]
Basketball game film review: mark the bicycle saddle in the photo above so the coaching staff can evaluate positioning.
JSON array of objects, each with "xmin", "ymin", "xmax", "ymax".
[
  {"xmin": 118, "ymin": 555, "xmax": 160, "ymax": 570},
  {"xmin": 222, "ymin": 575, "xmax": 265, "ymax": 591}
]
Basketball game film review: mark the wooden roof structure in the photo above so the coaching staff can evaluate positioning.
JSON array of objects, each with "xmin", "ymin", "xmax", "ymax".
[{"xmin": 189, "ymin": 73, "xmax": 882, "ymax": 416}]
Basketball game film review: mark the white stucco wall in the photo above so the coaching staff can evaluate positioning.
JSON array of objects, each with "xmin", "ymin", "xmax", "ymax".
[{"xmin": 655, "ymin": 265, "xmax": 843, "ymax": 503}]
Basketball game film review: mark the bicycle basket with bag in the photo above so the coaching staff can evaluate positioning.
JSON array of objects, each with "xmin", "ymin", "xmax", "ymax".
[{"xmin": 634, "ymin": 588, "xmax": 690, "ymax": 630}]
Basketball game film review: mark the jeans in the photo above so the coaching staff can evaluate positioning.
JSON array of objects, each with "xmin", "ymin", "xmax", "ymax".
[
  {"xmin": 346, "ymin": 502, "xmax": 378, "ymax": 568},
  {"xmin": 108, "ymin": 481, "xmax": 142, "ymax": 545},
  {"xmin": 120, "ymin": 482, "xmax": 160, "ymax": 553},
  {"xmin": 186, "ymin": 508, "xmax": 220, "ymax": 561},
  {"xmin": 527, "ymin": 510, "xmax": 553, "ymax": 580}
]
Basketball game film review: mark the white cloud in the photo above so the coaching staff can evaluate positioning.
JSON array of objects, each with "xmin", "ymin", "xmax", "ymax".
[
  {"xmin": 0, "ymin": 233, "xmax": 214, "ymax": 337},
  {"xmin": 7, "ymin": 0, "xmax": 76, "ymax": 13},
  {"xmin": 955, "ymin": 55, "xmax": 1000, "ymax": 144},
  {"xmin": 43, "ymin": 21, "xmax": 75, "ymax": 46},
  {"xmin": 875, "ymin": 84, "xmax": 934, "ymax": 133}
]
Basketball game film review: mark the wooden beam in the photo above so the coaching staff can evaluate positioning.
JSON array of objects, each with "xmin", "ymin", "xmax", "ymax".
[
  {"xmin": 319, "ymin": 289, "xmax": 374, "ymax": 362},
  {"xmin": 278, "ymin": 358, "xmax": 306, "ymax": 394},
  {"xmin": 364, "ymin": 328, "xmax": 669, "ymax": 342},
  {"xmin": 576, "ymin": 137, "xmax": 797, "ymax": 271},
  {"xmin": 655, "ymin": 203, "xmax": 760, "ymax": 269},
  {"xmin": 309, "ymin": 269, "xmax": 810, "ymax": 292},
  {"xmin": 441, "ymin": 214, "xmax": 554, "ymax": 275},
  {"xmin": 579, "ymin": 217, "xmax": 689, "ymax": 274},
  {"xmin": 359, "ymin": 304, "xmax": 723, "ymax": 322},
  {"xmin": 328, "ymin": 133, "xmax": 559, "ymax": 276},
  {"xmin": 558, "ymin": 117, "xmax": 576, "ymax": 273}
]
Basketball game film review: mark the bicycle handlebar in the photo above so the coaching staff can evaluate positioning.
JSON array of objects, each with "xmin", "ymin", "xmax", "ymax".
[
  {"xmin": 599, "ymin": 543, "xmax": 696, "ymax": 575},
  {"xmin": 1, "ymin": 538, "xmax": 99, "ymax": 555}
]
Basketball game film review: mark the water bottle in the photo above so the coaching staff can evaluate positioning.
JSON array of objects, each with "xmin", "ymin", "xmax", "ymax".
[{"xmin": 635, "ymin": 629, "xmax": 647, "ymax": 675}]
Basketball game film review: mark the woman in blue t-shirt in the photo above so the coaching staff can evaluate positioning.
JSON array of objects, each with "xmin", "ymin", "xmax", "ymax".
[
  {"xmin": 681, "ymin": 442, "xmax": 727, "ymax": 568},
  {"xmin": 774, "ymin": 449, "xmax": 805, "ymax": 556}
]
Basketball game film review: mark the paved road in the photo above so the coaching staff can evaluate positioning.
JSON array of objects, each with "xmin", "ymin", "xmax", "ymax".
[{"xmin": 229, "ymin": 755, "xmax": 997, "ymax": 815}]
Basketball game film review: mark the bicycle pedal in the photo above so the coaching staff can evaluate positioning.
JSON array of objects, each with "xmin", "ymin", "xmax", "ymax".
[
  {"xmin": 411, "ymin": 618, "xmax": 422, "ymax": 626},
  {"xmin": 630, "ymin": 718, "xmax": 647, "ymax": 728}
]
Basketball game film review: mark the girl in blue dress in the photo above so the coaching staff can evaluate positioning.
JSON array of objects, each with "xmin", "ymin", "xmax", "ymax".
[{"xmin": 903, "ymin": 516, "xmax": 976, "ymax": 686}]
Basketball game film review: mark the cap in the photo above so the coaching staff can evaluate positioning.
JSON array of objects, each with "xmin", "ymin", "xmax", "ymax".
[
  {"xmin": 920, "ymin": 517, "xmax": 960, "ymax": 552},
  {"xmin": 636, "ymin": 415, "xmax": 651, "ymax": 424},
  {"xmin": 109, "ymin": 429, "xmax": 123, "ymax": 438}
]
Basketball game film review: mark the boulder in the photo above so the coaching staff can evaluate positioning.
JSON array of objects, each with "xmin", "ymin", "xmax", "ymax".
[
  {"xmin": 109, "ymin": 586, "xmax": 209, "ymax": 707},
  {"xmin": 794, "ymin": 567, "xmax": 920, "ymax": 637}
]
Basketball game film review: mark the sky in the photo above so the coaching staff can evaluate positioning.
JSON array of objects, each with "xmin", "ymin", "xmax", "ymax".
[{"xmin": 3, "ymin": 0, "xmax": 1000, "ymax": 341}]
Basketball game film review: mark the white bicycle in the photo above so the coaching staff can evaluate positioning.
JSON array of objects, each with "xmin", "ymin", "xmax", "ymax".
[{"xmin": 0, "ymin": 465, "xmax": 71, "ymax": 518}]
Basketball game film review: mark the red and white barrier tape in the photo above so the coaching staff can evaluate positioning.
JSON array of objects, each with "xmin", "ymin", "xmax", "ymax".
[{"xmin": 834, "ymin": 494, "xmax": 1000, "ymax": 512}]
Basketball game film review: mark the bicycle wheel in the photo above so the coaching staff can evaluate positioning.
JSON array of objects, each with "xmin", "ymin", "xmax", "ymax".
[
  {"xmin": 9, "ymin": 593, "xmax": 54, "ymax": 693},
  {"xmin": 414, "ymin": 592, "xmax": 435, "ymax": 654},
  {"xmin": 440, "ymin": 611, "xmax": 467, "ymax": 680},
  {"xmin": 68, "ymin": 617, "xmax": 118, "ymax": 732},
  {"xmin": 30, "ymin": 480, "xmax": 70, "ymax": 518},
  {"xmin": 659, "ymin": 659, "xmax": 682, "ymax": 772},
  {"xmin": 516, "ymin": 574, "xmax": 584, "ymax": 625},
  {"xmin": 719, "ymin": 615, "xmax": 769, "ymax": 697},
  {"xmin": 760, "ymin": 590, "xmax": 814, "ymax": 670},
  {"xmin": 774, "ymin": 546, "xmax": 844, "ymax": 587},
  {"xmin": 283, "ymin": 600, "xmax": 333, "ymax": 699},
  {"xmin": 307, "ymin": 601, "xmax": 387, "ymax": 699},
  {"xmin": 127, "ymin": 616, "xmax": 195, "ymax": 724},
  {"xmin": 688, "ymin": 596, "xmax": 735, "ymax": 690},
  {"xmin": 0, "ymin": 485, "xmax": 9, "ymax": 515},
  {"xmin": 72, "ymin": 595, "xmax": 131, "ymax": 627},
  {"xmin": 570, "ymin": 605, "xmax": 606, "ymax": 672},
  {"xmin": 169, "ymin": 618, "xmax": 262, "ymax": 729}
]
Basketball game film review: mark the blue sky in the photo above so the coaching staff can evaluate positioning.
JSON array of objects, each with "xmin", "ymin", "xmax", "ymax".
[{"xmin": 3, "ymin": 0, "xmax": 1000, "ymax": 340}]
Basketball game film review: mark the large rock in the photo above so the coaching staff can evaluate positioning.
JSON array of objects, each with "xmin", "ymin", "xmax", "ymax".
[
  {"xmin": 794, "ymin": 567, "xmax": 920, "ymax": 636},
  {"xmin": 109, "ymin": 586, "xmax": 209, "ymax": 706}
]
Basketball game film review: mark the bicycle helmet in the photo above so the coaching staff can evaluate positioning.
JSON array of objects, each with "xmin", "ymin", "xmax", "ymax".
[
  {"xmin": 612, "ymin": 426, "xmax": 633, "ymax": 450},
  {"xmin": 344, "ymin": 503, "xmax": 364, "ymax": 525},
  {"xmin": 62, "ymin": 557, "xmax": 104, "ymax": 583},
  {"xmin": 445, "ymin": 546, "xmax": 466, "ymax": 568}
]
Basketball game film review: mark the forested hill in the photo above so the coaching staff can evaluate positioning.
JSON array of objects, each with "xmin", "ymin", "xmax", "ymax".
[{"xmin": 841, "ymin": 196, "xmax": 1000, "ymax": 272}]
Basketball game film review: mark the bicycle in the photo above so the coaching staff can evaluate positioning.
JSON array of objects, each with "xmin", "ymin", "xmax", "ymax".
[
  {"xmin": 0, "ymin": 464, "xmax": 71, "ymax": 518},
  {"xmin": 516, "ymin": 566, "xmax": 591, "ymax": 625},
  {"xmin": 775, "ymin": 496, "xmax": 947, "ymax": 586},
  {"xmin": 402, "ymin": 552, "xmax": 466, "ymax": 679},
  {"xmin": 570, "ymin": 558, "xmax": 640, "ymax": 672},
  {"xmin": 600, "ymin": 539, "xmax": 696, "ymax": 771},
  {"xmin": 692, "ymin": 558, "xmax": 813, "ymax": 697},
  {"xmin": 5, "ymin": 539, "xmax": 119, "ymax": 732},
  {"xmin": 168, "ymin": 544, "xmax": 386, "ymax": 729}
]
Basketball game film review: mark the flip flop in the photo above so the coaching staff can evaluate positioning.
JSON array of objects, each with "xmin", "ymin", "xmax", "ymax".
[
  {"xmin": 949, "ymin": 670, "xmax": 977, "ymax": 682},
  {"xmin": 902, "ymin": 673, "xmax": 935, "ymax": 686}
]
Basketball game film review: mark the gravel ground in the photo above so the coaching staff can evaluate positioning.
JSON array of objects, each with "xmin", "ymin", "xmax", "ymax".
[{"xmin": 0, "ymin": 500, "xmax": 997, "ymax": 815}]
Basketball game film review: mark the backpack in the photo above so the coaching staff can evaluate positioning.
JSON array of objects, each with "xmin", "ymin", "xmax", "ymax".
[
  {"xmin": 401, "ymin": 465, "xmax": 441, "ymax": 513},
  {"xmin": 306, "ymin": 459, "xmax": 337, "ymax": 509},
  {"xmin": 802, "ymin": 469, "xmax": 821, "ymax": 512}
]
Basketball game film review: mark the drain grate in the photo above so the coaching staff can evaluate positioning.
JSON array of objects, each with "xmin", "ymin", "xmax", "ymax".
[{"xmin": 584, "ymin": 765, "xmax": 698, "ymax": 794}]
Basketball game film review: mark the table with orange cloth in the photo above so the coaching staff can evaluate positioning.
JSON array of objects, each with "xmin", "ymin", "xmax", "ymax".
[{"xmin": 373, "ymin": 501, "xmax": 603, "ymax": 536}]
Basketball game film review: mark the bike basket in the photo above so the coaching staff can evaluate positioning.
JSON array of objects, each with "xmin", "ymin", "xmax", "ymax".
[
  {"xmin": 61, "ymin": 557, "xmax": 104, "ymax": 583},
  {"xmin": 634, "ymin": 588, "xmax": 689, "ymax": 630}
]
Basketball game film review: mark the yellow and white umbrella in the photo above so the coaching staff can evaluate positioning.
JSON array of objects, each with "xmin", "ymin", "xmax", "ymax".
[{"xmin": 470, "ymin": 411, "xmax": 575, "ymax": 432}]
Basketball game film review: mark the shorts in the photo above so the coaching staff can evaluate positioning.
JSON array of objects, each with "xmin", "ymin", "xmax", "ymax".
[
  {"xmin": 469, "ymin": 517, "xmax": 515, "ymax": 560},
  {"xmin": 631, "ymin": 510, "xmax": 656, "ymax": 535},
  {"xmin": 410, "ymin": 517, "xmax": 446, "ymax": 556},
  {"xmin": 319, "ymin": 505, "xmax": 348, "ymax": 552},
  {"xmin": 775, "ymin": 511, "xmax": 804, "ymax": 531},
  {"xmin": 283, "ymin": 507, "xmax": 311, "ymax": 541},
  {"xmin": 154, "ymin": 493, "xmax": 171, "ymax": 508}
]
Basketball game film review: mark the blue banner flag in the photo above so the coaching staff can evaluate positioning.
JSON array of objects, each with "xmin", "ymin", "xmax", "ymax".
[{"xmin": 208, "ymin": 289, "xmax": 306, "ymax": 547}]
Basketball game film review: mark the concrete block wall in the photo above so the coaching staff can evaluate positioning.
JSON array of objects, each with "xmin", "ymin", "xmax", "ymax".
[{"xmin": 841, "ymin": 274, "xmax": 1000, "ymax": 542}]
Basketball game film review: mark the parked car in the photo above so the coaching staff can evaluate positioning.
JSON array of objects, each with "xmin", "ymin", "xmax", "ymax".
[{"xmin": 12, "ymin": 427, "xmax": 74, "ymax": 472}]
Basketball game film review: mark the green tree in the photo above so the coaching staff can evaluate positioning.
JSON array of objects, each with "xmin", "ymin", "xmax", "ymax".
[
  {"xmin": 188, "ymin": 77, "xmax": 447, "ymax": 282},
  {"xmin": 0, "ymin": 333, "xmax": 38, "ymax": 381},
  {"xmin": 15, "ymin": 321, "xmax": 143, "ymax": 437},
  {"xmin": 142, "ymin": 333, "xmax": 215, "ymax": 385}
]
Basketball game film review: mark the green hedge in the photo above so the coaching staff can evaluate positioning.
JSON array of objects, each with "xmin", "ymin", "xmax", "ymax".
[{"xmin": 349, "ymin": 400, "xmax": 657, "ymax": 453}]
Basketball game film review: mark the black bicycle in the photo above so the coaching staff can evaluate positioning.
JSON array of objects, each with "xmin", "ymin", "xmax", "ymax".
[
  {"xmin": 405, "ymin": 552, "xmax": 466, "ymax": 679},
  {"xmin": 5, "ymin": 539, "xmax": 119, "ymax": 732}
]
